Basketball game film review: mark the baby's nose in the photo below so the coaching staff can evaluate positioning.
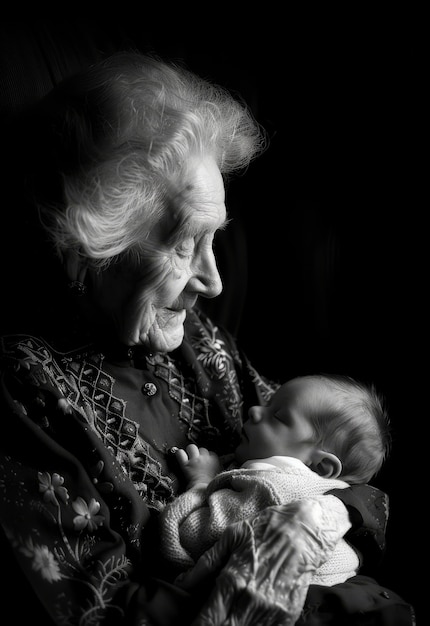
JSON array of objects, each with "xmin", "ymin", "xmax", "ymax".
[{"xmin": 248, "ymin": 406, "xmax": 263, "ymax": 423}]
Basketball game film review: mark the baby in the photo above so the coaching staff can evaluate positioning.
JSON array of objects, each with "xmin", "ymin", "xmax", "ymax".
[{"xmin": 159, "ymin": 373, "xmax": 391, "ymax": 586}]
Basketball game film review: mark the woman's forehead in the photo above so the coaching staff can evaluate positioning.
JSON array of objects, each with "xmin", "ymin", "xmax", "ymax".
[
  {"xmin": 167, "ymin": 157, "xmax": 227, "ymax": 236},
  {"xmin": 176, "ymin": 156, "xmax": 225, "ymax": 203},
  {"xmin": 148, "ymin": 164, "xmax": 227, "ymax": 247}
]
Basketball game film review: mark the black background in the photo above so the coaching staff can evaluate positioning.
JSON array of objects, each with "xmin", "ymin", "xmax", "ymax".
[
  {"xmin": 141, "ymin": 23, "xmax": 423, "ymax": 619},
  {"xmin": 1, "ymin": 16, "xmax": 423, "ymax": 621}
]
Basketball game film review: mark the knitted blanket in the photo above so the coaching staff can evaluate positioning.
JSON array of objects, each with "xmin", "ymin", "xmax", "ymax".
[{"xmin": 159, "ymin": 456, "xmax": 359, "ymax": 586}]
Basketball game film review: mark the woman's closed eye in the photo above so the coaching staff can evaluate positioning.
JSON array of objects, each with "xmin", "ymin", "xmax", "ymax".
[{"xmin": 175, "ymin": 238, "xmax": 195, "ymax": 259}]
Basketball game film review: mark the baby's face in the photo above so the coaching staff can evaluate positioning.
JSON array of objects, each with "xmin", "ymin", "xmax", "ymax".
[{"xmin": 235, "ymin": 377, "xmax": 324, "ymax": 465}]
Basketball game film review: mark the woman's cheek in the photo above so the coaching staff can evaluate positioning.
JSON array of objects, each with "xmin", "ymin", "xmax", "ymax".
[
  {"xmin": 172, "ymin": 268, "xmax": 183, "ymax": 280},
  {"xmin": 140, "ymin": 252, "xmax": 191, "ymax": 304},
  {"xmin": 145, "ymin": 255, "xmax": 183, "ymax": 292},
  {"xmin": 170, "ymin": 255, "xmax": 193, "ymax": 283}
]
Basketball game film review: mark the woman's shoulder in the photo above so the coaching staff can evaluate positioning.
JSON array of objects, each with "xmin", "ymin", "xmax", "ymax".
[
  {"xmin": 0, "ymin": 333, "xmax": 93, "ymax": 365},
  {"xmin": 0, "ymin": 334, "xmax": 99, "ymax": 391},
  {"xmin": 0, "ymin": 333, "xmax": 53, "ymax": 363}
]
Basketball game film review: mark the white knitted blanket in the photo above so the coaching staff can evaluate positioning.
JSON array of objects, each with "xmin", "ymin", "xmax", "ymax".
[{"xmin": 159, "ymin": 456, "xmax": 359, "ymax": 586}]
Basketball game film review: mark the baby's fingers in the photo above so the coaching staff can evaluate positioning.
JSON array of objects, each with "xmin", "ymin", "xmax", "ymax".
[
  {"xmin": 170, "ymin": 447, "xmax": 189, "ymax": 467},
  {"xmin": 185, "ymin": 444, "xmax": 200, "ymax": 459}
]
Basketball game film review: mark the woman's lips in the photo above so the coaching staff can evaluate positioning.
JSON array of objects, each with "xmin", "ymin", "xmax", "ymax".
[{"xmin": 164, "ymin": 308, "xmax": 187, "ymax": 323}]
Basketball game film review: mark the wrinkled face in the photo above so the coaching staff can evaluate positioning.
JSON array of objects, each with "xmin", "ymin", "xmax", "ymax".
[
  {"xmin": 235, "ymin": 377, "xmax": 325, "ymax": 465},
  {"xmin": 89, "ymin": 155, "xmax": 226, "ymax": 353}
]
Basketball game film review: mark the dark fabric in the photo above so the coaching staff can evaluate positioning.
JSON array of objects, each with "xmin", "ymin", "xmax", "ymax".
[
  {"xmin": 298, "ymin": 575, "xmax": 416, "ymax": 626},
  {"xmin": 327, "ymin": 484, "xmax": 389, "ymax": 570}
]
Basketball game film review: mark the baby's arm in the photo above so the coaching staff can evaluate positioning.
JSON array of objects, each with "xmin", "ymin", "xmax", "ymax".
[{"xmin": 171, "ymin": 444, "xmax": 222, "ymax": 489}]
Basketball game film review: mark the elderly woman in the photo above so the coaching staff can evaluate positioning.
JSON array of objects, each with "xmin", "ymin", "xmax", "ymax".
[{"xmin": 0, "ymin": 52, "xmax": 412, "ymax": 625}]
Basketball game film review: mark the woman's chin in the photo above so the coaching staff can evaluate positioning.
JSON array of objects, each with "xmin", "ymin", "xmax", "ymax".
[
  {"xmin": 144, "ymin": 321, "xmax": 185, "ymax": 354},
  {"xmin": 121, "ymin": 309, "xmax": 186, "ymax": 354}
]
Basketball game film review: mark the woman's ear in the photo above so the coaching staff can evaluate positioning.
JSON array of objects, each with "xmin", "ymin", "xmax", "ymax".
[{"xmin": 309, "ymin": 449, "xmax": 342, "ymax": 479}]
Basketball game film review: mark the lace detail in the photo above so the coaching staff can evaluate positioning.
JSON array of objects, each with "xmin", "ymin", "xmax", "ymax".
[
  {"xmin": 1, "ymin": 335, "xmax": 174, "ymax": 509},
  {"xmin": 148, "ymin": 352, "xmax": 213, "ymax": 440}
]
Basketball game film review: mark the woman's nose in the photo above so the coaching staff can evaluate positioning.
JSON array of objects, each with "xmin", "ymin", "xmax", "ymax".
[
  {"xmin": 189, "ymin": 251, "xmax": 223, "ymax": 299},
  {"xmin": 248, "ymin": 406, "xmax": 263, "ymax": 423}
]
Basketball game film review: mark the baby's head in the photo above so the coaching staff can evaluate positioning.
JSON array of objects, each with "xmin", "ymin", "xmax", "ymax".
[
  {"xmin": 236, "ymin": 373, "xmax": 391, "ymax": 484},
  {"xmin": 297, "ymin": 374, "xmax": 390, "ymax": 483}
]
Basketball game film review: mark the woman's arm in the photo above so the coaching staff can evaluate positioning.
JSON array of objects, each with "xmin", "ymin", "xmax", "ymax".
[{"xmin": 177, "ymin": 495, "xmax": 351, "ymax": 626}]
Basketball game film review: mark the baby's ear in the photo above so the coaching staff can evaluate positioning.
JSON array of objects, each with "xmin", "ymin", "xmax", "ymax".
[{"xmin": 309, "ymin": 450, "xmax": 342, "ymax": 479}]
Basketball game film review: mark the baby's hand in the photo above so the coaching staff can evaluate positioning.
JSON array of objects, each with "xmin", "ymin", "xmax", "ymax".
[{"xmin": 171, "ymin": 444, "xmax": 222, "ymax": 488}]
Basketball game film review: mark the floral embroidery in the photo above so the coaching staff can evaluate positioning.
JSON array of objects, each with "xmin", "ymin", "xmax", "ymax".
[
  {"xmin": 31, "ymin": 544, "xmax": 62, "ymax": 582},
  {"xmin": 5, "ymin": 470, "xmax": 130, "ymax": 625},
  {"xmin": 18, "ymin": 535, "xmax": 63, "ymax": 582},
  {"xmin": 247, "ymin": 361, "xmax": 281, "ymax": 402},
  {"xmin": 38, "ymin": 471, "xmax": 69, "ymax": 506},
  {"xmin": 194, "ymin": 320, "xmax": 232, "ymax": 379},
  {"xmin": 72, "ymin": 497, "xmax": 104, "ymax": 532}
]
